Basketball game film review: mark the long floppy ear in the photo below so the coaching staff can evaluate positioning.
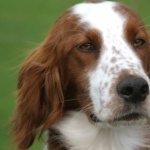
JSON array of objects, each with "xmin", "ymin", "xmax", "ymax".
[{"xmin": 11, "ymin": 29, "xmax": 64, "ymax": 149}]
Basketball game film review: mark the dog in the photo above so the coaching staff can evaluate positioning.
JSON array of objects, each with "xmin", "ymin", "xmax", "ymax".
[{"xmin": 11, "ymin": 1, "xmax": 150, "ymax": 150}]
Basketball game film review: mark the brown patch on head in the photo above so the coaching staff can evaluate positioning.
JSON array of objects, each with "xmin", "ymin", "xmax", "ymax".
[
  {"xmin": 115, "ymin": 3, "xmax": 150, "ymax": 75},
  {"xmin": 125, "ymin": 19, "xmax": 150, "ymax": 73}
]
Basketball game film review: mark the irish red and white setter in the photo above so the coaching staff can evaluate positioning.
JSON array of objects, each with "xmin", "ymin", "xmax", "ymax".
[{"xmin": 12, "ymin": 1, "xmax": 150, "ymax": 150}]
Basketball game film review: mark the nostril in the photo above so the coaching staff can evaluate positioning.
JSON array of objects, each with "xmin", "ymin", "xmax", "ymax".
[{"xmin": 120, "ymin": 86, "xmax": 133, "ymax": 96}]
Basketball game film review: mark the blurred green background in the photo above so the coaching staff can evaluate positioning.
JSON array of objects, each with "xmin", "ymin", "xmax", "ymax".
[{"xmin": 1, "ymin": 0, "xmax": 150, "ymax": 149}]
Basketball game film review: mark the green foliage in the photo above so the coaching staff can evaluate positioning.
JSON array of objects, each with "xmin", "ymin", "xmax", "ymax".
[{"xmin": 0, "ymin": 0, "xmax": 150, "ymax": 149}]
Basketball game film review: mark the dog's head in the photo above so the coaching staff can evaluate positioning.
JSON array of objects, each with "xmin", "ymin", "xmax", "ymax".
[{"xmin": 12, "ymin": 1, "xmax": 150, "ymax": 149}]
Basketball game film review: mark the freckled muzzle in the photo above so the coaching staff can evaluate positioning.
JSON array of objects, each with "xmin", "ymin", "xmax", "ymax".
[{"xmin": 117, "ymin": 77, "xmax": 149, "ymax": 104}]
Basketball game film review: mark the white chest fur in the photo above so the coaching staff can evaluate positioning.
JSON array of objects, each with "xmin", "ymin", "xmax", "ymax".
[{"xmin": 53, "ymin": 111, "xmax": 149, "ymax": 150}]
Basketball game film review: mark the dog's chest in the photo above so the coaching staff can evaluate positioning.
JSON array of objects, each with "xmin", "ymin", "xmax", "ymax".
[{"xmin": 51, "ymin": 111, "xmax": 148, "ymax": 150}]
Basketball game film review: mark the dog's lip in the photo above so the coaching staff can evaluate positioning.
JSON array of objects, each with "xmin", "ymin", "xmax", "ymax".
[
  {"xmin": 90, "ymin": 112, "xmax": 144, "ymax": 123},
  {"xmin": 114, "ymin": 113, "xmax": 143, "ymax": 122}
]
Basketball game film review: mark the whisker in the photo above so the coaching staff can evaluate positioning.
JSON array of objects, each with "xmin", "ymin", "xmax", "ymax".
[
  {"xmin": 136, "ymin": 16, "xmax": 150, "ymax": 25},
  {"xmin": 138, "ymin": 25, "xmax": 150, "ymax": 29},
  {"xmin": 64, "ymin": 93, "xmax": 90, "ymax": 102}
]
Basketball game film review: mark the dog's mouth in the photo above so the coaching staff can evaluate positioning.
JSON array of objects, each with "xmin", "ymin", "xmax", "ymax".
[
  {"xmin": 114, "ymin": 113, "xmax": 142, "ymax": 122},
  {"xmin": 90, "ymin": 113, "xmax": 144, "ymax": 123}
]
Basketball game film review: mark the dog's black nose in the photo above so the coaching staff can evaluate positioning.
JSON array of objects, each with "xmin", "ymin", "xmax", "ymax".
[
  {"xmin": 90, "ymin": 113, "xmax": 101, "ymax": 122},
  {"xmin": 117, "ymin": 77, "xmax": 149, "ymax": 103}
]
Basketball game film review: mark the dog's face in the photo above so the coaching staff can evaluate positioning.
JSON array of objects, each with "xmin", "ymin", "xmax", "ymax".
[
  {"xmin": 62, "ymin": 2, "xmax": 150, "ymax": 124},
  {"xmin": 12, "ymin": 1, "xmax": 150, "ymax": 149}
]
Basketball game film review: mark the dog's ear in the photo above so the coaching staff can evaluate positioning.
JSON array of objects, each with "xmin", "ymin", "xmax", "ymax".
[
  {"xmin": 11, "ymin": 9, "xmax": 81, "ymax": 149},
  {"xmin": 11, "ymin": 28, "xmax": 65, "ymax": 149}
]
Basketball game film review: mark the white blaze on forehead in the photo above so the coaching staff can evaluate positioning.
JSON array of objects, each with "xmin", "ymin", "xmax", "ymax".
[
  {"xmin": 72, "ymin": 1, "xmax": 125, "ymax": 43},
  {"xmin": 72, "ymin": 1, "xmax": 127, "ymax": 120},
  {"xmin": 72, "ymin": 1, "xmax": 149, "ymax": 120}
]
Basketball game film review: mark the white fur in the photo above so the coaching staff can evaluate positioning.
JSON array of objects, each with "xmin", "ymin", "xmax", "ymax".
[{"xmin": 53, "ymin": 111, "xmax": 149, "ymax": 150}]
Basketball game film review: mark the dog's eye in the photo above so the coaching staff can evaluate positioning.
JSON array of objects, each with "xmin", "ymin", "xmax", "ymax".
[
  {"xmin": 133, "ymin": 39, "xmax": 146, "ymax": 48},
  {"xmin": 78, "ymin": 43, "xmax": 98, "ymax": 52}
]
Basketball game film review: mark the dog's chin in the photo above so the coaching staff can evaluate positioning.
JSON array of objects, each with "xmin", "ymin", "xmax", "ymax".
[
  {"xmin": 90, "ymin": 113, "xmax": 148, "ymax": 126},
  {"xmin": 110, "ymin": 113, "xmax": 148, "ymax": 127}
]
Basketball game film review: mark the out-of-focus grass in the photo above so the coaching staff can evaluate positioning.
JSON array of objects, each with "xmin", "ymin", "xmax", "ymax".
[{"xmin": 0, "ymin": 0, "xmax": 150, "ymax": 149}]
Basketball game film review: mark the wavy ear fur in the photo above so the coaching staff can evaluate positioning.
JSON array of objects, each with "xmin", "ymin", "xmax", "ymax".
[
  {"xmin": 11, "ymin": 9, "xmax": 82, "ymax": 149},
  {"xmin": 11, "ymin": 27, "xmax": 65, "ymax": 149}
]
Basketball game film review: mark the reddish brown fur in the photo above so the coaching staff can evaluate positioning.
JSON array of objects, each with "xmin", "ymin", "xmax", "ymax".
[
  {"xmin": 11, "ymin": 10, "xmax": 101, "ymax": 149},
  {"xmin": 116, "ymin": 4, "xmax": 150, "ymax": 75},
  {"xmin": 125, "ymin": 19, "xmax": 150, "ymax": 74}
]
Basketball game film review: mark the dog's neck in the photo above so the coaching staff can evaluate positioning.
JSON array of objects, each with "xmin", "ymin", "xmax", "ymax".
[{"xmin": 46, "ymin": 111, "xmax": 150, "ymax": 150}]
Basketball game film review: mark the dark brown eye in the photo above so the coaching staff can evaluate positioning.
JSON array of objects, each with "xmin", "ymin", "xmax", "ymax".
[
  {"xmin": 133, "ymin": 39, "xmax": 146, "ymax": 48},
  {"xmin": 78, "ymin": 43, "xmax": 98, "ymax": 52}
]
